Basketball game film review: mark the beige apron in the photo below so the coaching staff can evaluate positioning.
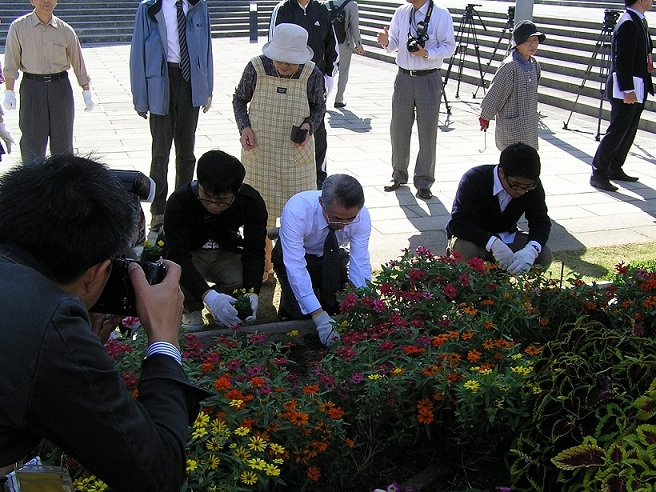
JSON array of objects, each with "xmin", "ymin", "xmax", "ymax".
[{"xmin": 242, "ymin": 57, "xmax": 316, "ymax": 229}]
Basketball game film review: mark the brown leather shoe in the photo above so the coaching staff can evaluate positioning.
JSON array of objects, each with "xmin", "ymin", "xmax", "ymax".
[
  {"xmin": 415, "ymin": 188, "xmax": 433, "ymax": 200},
  {"xmin": 384, "ymin": 180, "xmax": 403, "ymax": 192}
]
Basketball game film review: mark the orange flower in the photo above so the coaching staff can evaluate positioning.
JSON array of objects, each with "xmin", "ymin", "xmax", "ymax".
[
  {"xmin": 447, "ymin": 372, "xmax": 459, "ymax": 383},
  {"xmin": 539, "ymin": 317, "xmax": 549, "ymax": 326},
  {"xmin": 431, "ymin": 335, "xmax": 447, "ymax": 346},
  {"xmin": 287, "ymin": 411, "xmax": 309, "ymax": 426},
  {"xmin": 524, "ymin": 345, "xmax": 542, "ymax": 356},
  {"xmin": 461, "ymin": 330, "xmax": 474, "ymax": 341},
  {"xmin": 303, "ymin": 385, "xmax": 320, "ymax": 395},
  {"xmin": 643, "ymin": 296, "xmax": 656, "ymax": 309},
  {"xmin": 417, "ymin": 409, "xmax": 434, "ymax": 425},
  {"xmin": 319, "ymin": 401, "xmax": 336, "ymax": 412},
  {"xmin": 310, "ymin": 441, "xmax": 328, "ymax": 453},
  {"xmin": 214, "ymin": 375, "xmax": 231, "ymax": 391},
  {"xmin": 250, "ymin": 377, "xmax": 266, "ymax": 388},
  {"xmin": 307, "ymin": 466, "xmax": 321, "ymax": 481},
  {"xmin": 201, "ymin": 362, "xmax": 214, "ymax": 374},
  {"xmin": 483, "ymin": 321, "xmax": 495, "ymax": 330},
  {"xmin": 482, "ymin": 339, "xmax": 494, "ymax": 350},
  {"xmin": 463, "ymin": 306, "xmax": 478, "ymax": 316},
  {"xmin": 421, "ymin": 365, "xmax": 441, "ymax": 376},
  {"xmin": 225, "ymin": 389, "xmax": 244, "ymax": 401},
  {"xmin": 481, "ymin": 299, "xmax": 494, "ymax": 306},
  {"xmin": 345, "ymin": 438, "xmax": 355, "ymax": 448},
  {"xmin": 467, "ymin": 349, "xmax": 481, "ymax": 363},
  {"xmin": 284, "ymin": 400, "xmax": 298, "ymax": 411},
  {"xmin": 327, "ymin": 407, "xmax": 344, "ymax": 419}
]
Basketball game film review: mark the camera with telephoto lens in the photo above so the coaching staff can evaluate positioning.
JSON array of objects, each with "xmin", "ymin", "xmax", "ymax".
[
  {"xmin": 90, "ymin": 258, "xmax": 167, "ymax": 316},
  {"xmin": 111, "ymin": 170, "xmax": 156, "ymax": 202}
]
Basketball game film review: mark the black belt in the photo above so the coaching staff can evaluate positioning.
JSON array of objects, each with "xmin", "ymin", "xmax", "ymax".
[
  {"xmin": 399, "ymin": 68, "xmax": 439, "ymax": 77},
  {"xmin": 23, "ymin": 71, "xmax": 68, "ymax": 83}
]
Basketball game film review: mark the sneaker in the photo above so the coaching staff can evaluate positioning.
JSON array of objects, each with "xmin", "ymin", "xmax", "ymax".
[{"xmin": 182, "ymin": 311, "xmax": 205, "ymax": 332}]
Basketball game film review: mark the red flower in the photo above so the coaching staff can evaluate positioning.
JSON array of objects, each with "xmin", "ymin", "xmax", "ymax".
[
  {"xmin": 307, "ymin": 466, "xmax": 321, "ymax": 481},
  {"xmin": 443, "ymin": 284, "xmax": 457, "ymax": 299}
]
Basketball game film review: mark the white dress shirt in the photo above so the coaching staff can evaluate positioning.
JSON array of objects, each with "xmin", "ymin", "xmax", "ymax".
[
  {"xmin": 279, "ymin": 190, "xmax": 372, "ymax": 315},
  {"xmin": 163, "ymin": 0, "xmax": 188, "ymax": 63},
  {"xmin": 384, "ymin": 0, "xmax": 456, "ymax": 71}
]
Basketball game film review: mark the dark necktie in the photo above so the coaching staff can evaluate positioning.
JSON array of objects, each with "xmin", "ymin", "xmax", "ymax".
[
  {"xmin": 321, "ymin": 228, "xmax": 340, "ymax": 310},
  {"xmin": 176, "ymin": 0, "xmax": 191, "ymax": 82}
]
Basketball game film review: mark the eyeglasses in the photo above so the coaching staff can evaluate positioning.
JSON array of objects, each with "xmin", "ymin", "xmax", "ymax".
[
  {"xmin": 323, "ymin": 209, "xmax": 360, "ymax": 227},
  {"xmin": 505, "ymin": 175, "xmax": 538, "ymax": 192},
  {"xmin": 198, "ymin": 186, "xmax": 235, "ymax": 209}
]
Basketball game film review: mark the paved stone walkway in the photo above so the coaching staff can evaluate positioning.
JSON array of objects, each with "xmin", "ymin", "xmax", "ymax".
[{"xmin": 1, "ymin": 36, "xmax": 655, "ymax": 270}]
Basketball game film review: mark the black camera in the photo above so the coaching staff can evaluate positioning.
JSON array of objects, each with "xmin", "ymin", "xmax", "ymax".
[
  {"xmin": 407, "ymin": 32, "xmax": 426, "ymax": 52},
  {"xmin": 603, "ymin": 9, "xmax": 622, "ymax": 30},
  {"xmin": 111, "ymin": 170, "xmax": 155, "ymax": 202},
  {"xmin": 90, "ymin": 258, "xmax": 167, "ymax": 316}
]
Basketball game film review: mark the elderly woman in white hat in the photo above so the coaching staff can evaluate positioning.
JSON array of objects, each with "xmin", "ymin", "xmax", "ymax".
[
  {"xmin": 479, "ymin": 20, "xmax": 546, "ymax": 151},
  {"xmin": 233, "ymin": 23, "xmax": 326, "ymax": 280}
]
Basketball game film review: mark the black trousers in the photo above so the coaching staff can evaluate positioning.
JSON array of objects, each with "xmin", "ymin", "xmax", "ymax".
[
  {"xmin": 271, "ymin": 239, "xmax": 348, "ymax": 319},
  {"xmin": 315, "ymin": 119, "xmax": 327, "ymax": 189},
  {"xmin": 19, "ymin": 76, "xmax": 74, "ymax": 160},
  {"xmin": 591, "ymin": 97, "xmax": 645, "ymax": 179},
  {"xmin": 149, "ymin": 64, "xmax": 200, "ymax": 215}
]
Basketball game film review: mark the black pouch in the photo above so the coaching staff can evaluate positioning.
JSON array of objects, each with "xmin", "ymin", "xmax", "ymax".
[{"xmin": 290, "ymin": 125, "xmax": 308, "ymax": 144}]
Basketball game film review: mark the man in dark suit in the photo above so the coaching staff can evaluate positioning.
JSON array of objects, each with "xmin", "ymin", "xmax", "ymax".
[
  {"xmin": 447, "ymin": 142, "xmax": 552, "ymax": 274},
  {"xmin": 590, "ymin": 0, "xmax": 654, "ymax": 192}
]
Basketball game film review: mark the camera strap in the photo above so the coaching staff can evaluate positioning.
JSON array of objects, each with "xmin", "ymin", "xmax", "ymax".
[{"xmin": 408, "ymin": 0, "xmax": 433, "ymax": 41}]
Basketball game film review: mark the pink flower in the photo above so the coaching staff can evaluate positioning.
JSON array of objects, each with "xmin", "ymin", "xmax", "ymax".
[
  {"xmin": 248, "ymin": 333, "xmax": 266, "ymax": 344},
  {"xmin": 459, "ymin": 273, "xmax": 471, "ymax": 287},
  {"xmin": 373, "ymin": 299, "xmax": 387, "ymax": 312},
  {"xmin": 350, "ymin": 373, "xmax": 364, "ymax": 384},
  {"xmin": 379, "ymin": 340, "xmax": 395, "ymax": 352},
  {"xmin": 340, "ymin": 292, "xmax": 359, "ymax": 310},
  {"xmin": 443, "ymin": 284, "xmax": 457, "ymax": 299},
  {"xmin": 226, "ymin": 358, "xmax": 242, "ymax": 370},
  {"xmin": 467, "ymin": 256, "xmax": 486, "ymax": 272}
]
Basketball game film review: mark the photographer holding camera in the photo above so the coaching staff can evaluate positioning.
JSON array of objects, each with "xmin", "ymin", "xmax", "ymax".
[
  {"xmin": 377, "ymin": 0, "xmax": 455, "ymax": 201},
  {"xmin": 0, "ymin": 155, "xmax": 210, "ymax": 492}
]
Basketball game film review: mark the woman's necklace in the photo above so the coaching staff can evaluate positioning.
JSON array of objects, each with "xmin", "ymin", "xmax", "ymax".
[{"xmin": 275, "ymin": 66, "xmax": 298, "ymax": 79}]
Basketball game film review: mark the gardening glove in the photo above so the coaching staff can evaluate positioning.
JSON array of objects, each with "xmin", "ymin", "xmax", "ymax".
[
  {"xmin": 313, "ymin": 311, "xmax": 340, "ymax": 347},
  {"xmin": 323, "ymin": 75, "xmax": 334, "ymax": 99},
  {"xmin": 0, "ymin": 123, "xmax": 15, "ymax": 154},
  {"xmin": 203, "ymin": 290, "xmax": 240, "ymax": 327},
  {"xmin": 507, "ymin": 244, "xmax": 540, "ymax": 275},
  {"xmin": 202, "ymin": 96, "xmax": 212, "ymax": 113},
  {"xmin": 3, "ymin": 90, "xmax": 16, "ymax": 111},
  {"xmin": 490, "ymin": 237, "xmax": 514, "ymax": 270},
  {"xmin": 245, "ymin": 294, "xmax": 259, "ymax": 322},
  {"xmin": 82, "ymin": 89, "xmax": 95, "ymax": 111},
  {"xmin": 479, "ymin": 117, "xmax": 489, "ymax": 131}
]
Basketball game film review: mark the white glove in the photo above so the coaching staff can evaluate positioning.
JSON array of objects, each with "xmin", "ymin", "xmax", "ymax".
[
  {"xmin": 323, "ymin": 75, "xmax": 334, "ymax": 99},
  {"xmin": 3, "ymin": 91, "xmax": 16, "ymax": 111},
  {"xmin": 202, "ymin": 96, "xmax": 212, "ymax": 113},
  {"xmin": 507, "ymin": 244, "xmax": 540, "ymax": 274},
  {"xmin": 0, "ymin": 123, "xmax": 15, "ymax": 154},
  {"xmin": 313, "ymin": 311, "xmax": 340, "ymax": 347},
  {"xmin": 203, "ymin": 290, "xmax": 240, "ymax": 327},
  {"xmin": 490, "ymin": 237, "xmax": 514, "ymax": 270},
  {"xmin": 245, "ymin": 294, "xmax": 259, "ymax": 322},
  {"xmin": 82, "ymin": 89, "xmax": 95, "ymax": 111}
]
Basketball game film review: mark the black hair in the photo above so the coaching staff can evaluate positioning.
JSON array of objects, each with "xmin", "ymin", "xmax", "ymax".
[
  {"xmin": 0, "ymin": 154, "xmax": 138, "ymax": 285},
  {"xmin": 499, "ymin": 142, "xmax": 541, "ymax": 181},
  {"xmin": 321, "ymin": 174, "xmax": 365, "ymax": 210},
  {"xmin": 196, "ymin": 150, "xmax": 245, "ymax": 195}
]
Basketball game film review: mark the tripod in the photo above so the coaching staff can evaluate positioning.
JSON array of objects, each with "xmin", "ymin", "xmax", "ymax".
[
  {"xmin": 563, "ymin": 9, "xmax": 621, "ymax": 141},
  {"xmin": 473, "ymin": 6, "xmax": 515, "ymax": 98},
  {"xmin": 443, "ymin": 3, "xmax": 487, "ymax": 107}
]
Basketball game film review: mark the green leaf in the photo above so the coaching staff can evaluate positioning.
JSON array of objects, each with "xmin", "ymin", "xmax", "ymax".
[{"xmin": 552, "ymin": 442, "xmax": 606, "ymax": 470}]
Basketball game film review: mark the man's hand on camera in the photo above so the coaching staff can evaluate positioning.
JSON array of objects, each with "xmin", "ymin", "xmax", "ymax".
[
  {"xmin": 203, "ymin": 290, "xmax": 240, "ymax": 327},
  {"xmin": 90, "ymin": 313, "xmax": 123, "ymax": 344},
  {"xmin": 128, "ymin": 259, "xmax": 183, "ymax": 349},
  {"xmin": 245, "ymin": 294, "xmax": 259, "ymax": 322}
]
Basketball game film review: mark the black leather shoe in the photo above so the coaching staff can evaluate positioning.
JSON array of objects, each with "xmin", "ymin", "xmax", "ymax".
[
  {"xmin": 608, "ymin": 171, "xmax": 639, "ymax": 182},
  {"xmin": 415, "ymin": 188, "xmax": 433, "ymax": 200},
  {"xmin": 590, "ymin": 178, "xmax": 618, "ymax": 192},
  {"xmin": 334, "ymin": 102, "xmax": 346, "ymax": 108},
  {"xmin": 384, "ymin": 180, "xmax": 403, "ymax": 192}
]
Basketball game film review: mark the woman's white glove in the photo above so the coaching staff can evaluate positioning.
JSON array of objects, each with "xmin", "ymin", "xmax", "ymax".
[
  {"xmin": 324, "ymin": 75, "xmax": 334, "ymax": 99},
  {"xmin": 508, "ymin": 244, "xmax": 539, "ymax": 274},
  {"xmin": 0, "ymin": 123, "xmax": 15, "ymax": 154},
  {"xmin": 313, "ymin": 311, "xmax": 340, "ymax": 347},
  {"xmin": 490, "ymin": 238, "xmax": 514, "ymax": 270},
  {"xmin": 245, "ymin": 294, "xmax": 259, "ymax": 322},
  {"xmin": 203, "ymin": 290, "xmax": 240, "ymax": 327}
]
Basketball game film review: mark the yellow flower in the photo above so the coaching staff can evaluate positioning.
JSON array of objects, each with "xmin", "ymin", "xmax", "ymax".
[
  {"xmin": 288, "ymin": 329, "xmax": 299, "ymax": 337},
  {"xmin": 511, "ymin": 353, "xmax": 523, "ymax": 360},
  {"xmin": 193, "ymin": 411, "xmax": 210, "ymax": 428},
  {"xmin": 240, "ymin": 471, "xmax": 258, "ymax": 485},
  {"xmin": 212, "ymin": 418, "xmax": 229, "ymax": 434},
  {"xmin": 233, "ymin": 446, "xmax": 251, "ymax": 461},
  {"xmin": 229, "ymin": 399, "xmax": 243, "ymax": 408},
  {"xmin": 273, "ymin": 458, "xmax": 284, "ymax": 465},
  {"xmin": 265, "ymin": 463, "xmax": 281, "ymax": 476},
  {"xmin": 269, "ymin": 443, "xmax": 285, "ymax": 455},
  {"xmin": 367, "ymin": 374, "xmax": 383, "ymax": 380},
  {"xmin": 479, "ymin": 368, "xmax": 492, "ymax": 376},
  {"xmin": 186, "ymin": 459, "xmax": 198, "ymax": 472},
  {"xmin": 531, "ymin": 384, "xmax": 543, "ymax": 395},
  {"xmin": 463, "ymin": 380, "xmax": 481, "ymax": 393},
  {"xmin": 248, "ymin": 435, "xmax": 267, "ymax": 452},
  {"xmin": 234, "ymin": 426, "xmax": 250, "ymax": 436},
  {"xmin": 391, "ymin": 367, "xmax": 404, "ymax": 376},
  {"xmin": 206, "ymin": 437, "xmax": 220, "ymax": 451},
  {"xmin": 192, "ymin": 427, "xmax": 208, "ymax": 440},
  {"xmin": 247, "ymin": 457, "xmax": 267, "ymax": 470},
  {"xmin": 156, "ymin": 239, "xmax": 164, "ymax": 247},
  {"xmin": 208, "ymin": 454, "xmax": 220, "ymax": 470}
]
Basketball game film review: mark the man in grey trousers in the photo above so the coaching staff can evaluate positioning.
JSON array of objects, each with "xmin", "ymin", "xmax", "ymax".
[
  {"xmin": 377, "ymin": 0, "xmax": 455, "ymax": 200},
  {"xmin": 332, "ymin": 0, "xmax": 364, "ymax": 109}
]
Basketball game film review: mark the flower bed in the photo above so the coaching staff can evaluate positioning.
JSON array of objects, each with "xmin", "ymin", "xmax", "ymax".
[{"xmin": 48, "ymin": 250, "xmax": 656, "ymax": 491}]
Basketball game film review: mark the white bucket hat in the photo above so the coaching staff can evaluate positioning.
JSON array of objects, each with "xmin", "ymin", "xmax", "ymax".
[{"xmin": 262, "ymin": 23, "xmax": 314, "ymax": 64}]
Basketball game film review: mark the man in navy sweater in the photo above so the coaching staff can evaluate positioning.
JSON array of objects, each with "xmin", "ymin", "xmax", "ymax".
[{"xmin": 447, "ymin": 142, "xmax": 552, "ymax": 274}]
